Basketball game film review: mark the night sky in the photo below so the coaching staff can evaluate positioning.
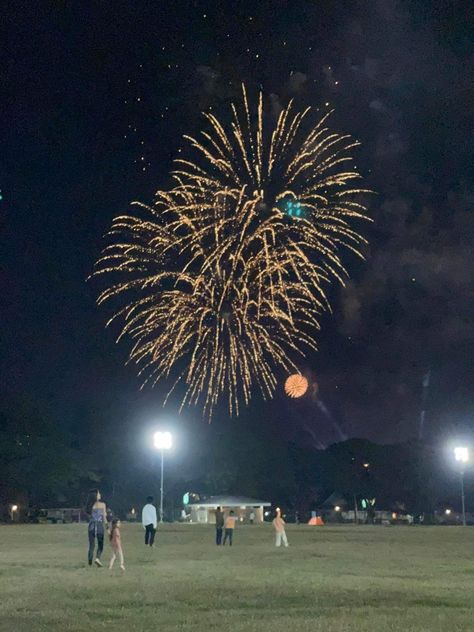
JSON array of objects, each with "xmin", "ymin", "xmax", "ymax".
[{"xmin": 3, "ymin": 1, "xmax": 474, "ymax": 448}]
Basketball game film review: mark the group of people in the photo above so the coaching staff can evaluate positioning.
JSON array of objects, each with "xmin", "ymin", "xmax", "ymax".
[
  {"xmin": 85, "ymin": 489, "xmax": 289, "ymax": 570},
  {"xmin": 86, "ymin": 491, "xmax": 158, "ymax": 570},
  {"xmin": 85, "ymin": 489, "xmax": 125, "ymax": 570},
  {"xmin": 213, "ymin": 506, "xmax": 289, "ymax": 548}
]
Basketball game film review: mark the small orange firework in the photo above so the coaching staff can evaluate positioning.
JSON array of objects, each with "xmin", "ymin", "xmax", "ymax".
[{"xmin": 285, "ymin": 374, "xmax": 309, "ymax": 398}]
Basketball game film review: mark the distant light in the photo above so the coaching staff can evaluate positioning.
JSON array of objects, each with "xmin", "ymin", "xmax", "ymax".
[
  {"xmin": 392, "ymin": 512, "xmax": 397, "ymax": 519},
  {"xmin": 445, "ymin": 509, "xmax": 452, "ymax": 515},
  {"xmin": 454, "ymin": 446, "xmax": 469, "ymax": 463},
  {"xmin": 131, "ymin": 508, "xmax": 136, "ymax": 515},
  {"xmin": 363, "ymin": 462, "xmax": 370, "ymax": 468},
  {"xmin": 154, "ymin": 431, "xmax": 172, "ymax": 450},
  {"xmin": 264, "ymin": 511, "xmax": 270, "ymax": 516},
  {"xmin": 11, "ymin": 505, "xmax": 18, "ymax": 512},
  {"xmin": 334, "ymin": 505, "xmax": 341, "ymax": 512}
]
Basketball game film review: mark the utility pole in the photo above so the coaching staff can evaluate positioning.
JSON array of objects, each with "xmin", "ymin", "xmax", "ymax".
[
  {"xmin": 418, "ymin": 370, "xmax": 430, "ymax": 441},
  {"xmin": 460, "ymin": 469, "xmax": 466, "ymax": 527}
]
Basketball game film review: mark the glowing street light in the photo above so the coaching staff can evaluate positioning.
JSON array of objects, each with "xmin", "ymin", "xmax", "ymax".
[
  {"xmin": 445, "ymin": 509, "xmax": 452, "ymax": 515},
  {"xmin": 454, "ymin": 446, "xmax": 469, "ymax": 464},
  {"xmin": 154, "ymin": 431, "xmax": 172, "ymax": 523},
  {"xmin": 454, "ymin": 446, "xmax": 469, "ymax": 526},
  {"xmin": 334, "ymin": 505, "xmax": 341, "ymax": 512}
]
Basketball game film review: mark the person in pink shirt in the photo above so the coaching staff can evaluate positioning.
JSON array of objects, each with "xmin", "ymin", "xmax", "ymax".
[
  {"xmin": 272, "ymin": 509, "xmax": 289, "ymax": 548},
  {"xmin": 108, "ymin": 519, "xmax": 125, "ymax": 571}
]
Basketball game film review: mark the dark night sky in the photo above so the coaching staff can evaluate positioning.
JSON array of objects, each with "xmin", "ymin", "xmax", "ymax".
[{"xmin": 3, "ymin": 0, "xmax": 474, "ymax": 448}]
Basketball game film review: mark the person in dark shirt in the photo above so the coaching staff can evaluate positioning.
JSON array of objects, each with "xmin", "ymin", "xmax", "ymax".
[
  {"xmin": 85, "ymin": 488, "xmax": 108, "ymax": 567},
  {"xmin": 215, "ymin": 506, "xmax": 224, "ymax": 545}
]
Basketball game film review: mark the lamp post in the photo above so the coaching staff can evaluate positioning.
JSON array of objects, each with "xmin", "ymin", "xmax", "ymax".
[
  {"xmin": 454, "ymin": 446, "xmax": 469, "ymax": 526},
  {"xmin": 154, "ymin": 431, "xmax": 172, "ymax": 523}
]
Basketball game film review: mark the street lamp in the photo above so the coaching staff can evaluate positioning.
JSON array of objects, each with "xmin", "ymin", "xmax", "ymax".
[
  {"xmin": 454, "ymin": 446, "xmax": 469, "ymax": 526},
  {"xmin": 154, "ymin": 431, "xmax": 172, "ymax": 523}
]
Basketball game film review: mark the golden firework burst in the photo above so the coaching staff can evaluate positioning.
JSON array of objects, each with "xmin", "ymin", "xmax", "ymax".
[{"xmin": 93, "ymin": 85, "xmax": 371, "ymax": 417}]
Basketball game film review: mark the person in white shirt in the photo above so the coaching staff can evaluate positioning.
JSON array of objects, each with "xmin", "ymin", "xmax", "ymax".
[
  {"xmin": 273, "ymin": 509, "xmax": 289, "ymax": 548},
  {"xmin": 142, "ymin": 496, "xmax": 158, "ymax": 547}
]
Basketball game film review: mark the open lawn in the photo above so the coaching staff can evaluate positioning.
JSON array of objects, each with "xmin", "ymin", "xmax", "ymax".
[{"xmin": 0, "ymin": 523, "xmax": 473, "ymax": 631}]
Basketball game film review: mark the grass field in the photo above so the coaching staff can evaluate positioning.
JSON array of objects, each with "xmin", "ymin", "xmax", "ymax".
[{"xmin": 1, "ymin": 523, "xmax": 473, "ymax": 631}]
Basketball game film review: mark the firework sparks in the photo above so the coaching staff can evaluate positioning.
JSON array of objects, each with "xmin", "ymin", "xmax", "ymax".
[
  {"xmin": 284, "ymin": 374, "xmax": 309, "ymax": 398},
  {"xmin": 93, "ymin": 85, "xmax": 371, "ymax": 416}
]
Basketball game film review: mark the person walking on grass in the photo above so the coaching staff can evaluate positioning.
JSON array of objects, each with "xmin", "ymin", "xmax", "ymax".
[
  {"xmin": 215, "ymin": 506, "xmax": 224, "ymax": 545},
  {"xmin": 223, "ymin": 510, "xmax": 237, "ymax": 546},
  {"xmin": 85, "ymin": 489, "xmax": 108, "ymax": 567},
  {"xmin": 273, "ymin": 509, "xmax": 289, "ymax": 548},
  {"xmin": 109, "ymin": 519, "xmax": 125, "ymax": 571},
  {"xmin": 142, "ymin": 496, "xmax": 158, "ymax": 547}
]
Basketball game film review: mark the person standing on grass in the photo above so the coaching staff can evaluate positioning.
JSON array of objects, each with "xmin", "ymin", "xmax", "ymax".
[
  {"xmin": 273, "ymin": 509, "xmax": 289, "ymax": 548},
  {"xmin": 215, "ymin": 506, "xmax": 224, "ymax": 545},
  {"xmin": 85, "ymin": 489, "xmax": 108, "ymax": 567},
  {"xmin": 249, "ymin": 511, "xmax": 255, "ymax": 525},
  {"xmin": 223, "ymin": 510, "xmax": 237, "ymax": 546},
  {"xmin": 142, "ymin": 496, "xmax": 158, "ymax": 547},
  {"xmin": 109, "ymin": 519, "xmax": 125, "ymax": 571}
]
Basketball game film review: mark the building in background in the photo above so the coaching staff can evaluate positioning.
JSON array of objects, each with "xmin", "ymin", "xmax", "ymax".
[{"xmin": 187, "ymin": 496, "xmax": 271, "ymax": 524}]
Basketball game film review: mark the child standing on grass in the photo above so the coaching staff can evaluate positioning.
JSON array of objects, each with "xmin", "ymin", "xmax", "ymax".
[
  {"xmin": 223, "ymin": 510, "xmax": 237, "ymax": 546},
  {"xmin": 109, "ymin": 519, "xmax": 125, "ymax": 571},
  {"xmin": 273, "ymin": 509, "xmax": 289, "ymax": 548}
]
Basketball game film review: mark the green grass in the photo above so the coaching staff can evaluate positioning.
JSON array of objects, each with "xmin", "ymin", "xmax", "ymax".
[{"xmin": 0, "ymin": 523, "xmax": 473, "ymax": 631}]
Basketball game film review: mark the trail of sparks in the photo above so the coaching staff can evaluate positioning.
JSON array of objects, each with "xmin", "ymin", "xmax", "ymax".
[{"xmin": 93, "ymin": 85, "xmax": 371, "ymax": 417}]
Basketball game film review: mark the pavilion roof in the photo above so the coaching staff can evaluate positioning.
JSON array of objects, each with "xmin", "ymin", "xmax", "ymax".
[{"xmin": 188, "ymin": 495, "xmax": 271, "ymax": 508}]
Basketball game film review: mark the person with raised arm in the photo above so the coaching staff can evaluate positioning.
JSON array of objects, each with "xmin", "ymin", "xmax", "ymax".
[{"xmin": 85, "ymin": 489, "xmax": 108, "ymax": 567}]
